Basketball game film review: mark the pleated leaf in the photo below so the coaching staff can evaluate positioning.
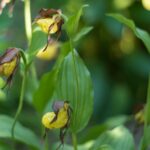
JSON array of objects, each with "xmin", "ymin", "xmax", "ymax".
[{"xmin": 54, "ymin": 50, "xmax": 93, "ymax": 133}]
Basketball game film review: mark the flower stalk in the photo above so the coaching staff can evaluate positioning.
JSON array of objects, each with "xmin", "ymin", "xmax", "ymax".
[{"xmin": 24, "ymin": 0, "xmax": 32, "ymax": 46}]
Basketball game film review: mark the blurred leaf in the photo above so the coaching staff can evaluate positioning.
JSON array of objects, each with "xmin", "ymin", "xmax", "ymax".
[
  {"xmin": 80, "ymin": 115, "xmax": 128, "ymax": 143},
  {"xmin": 80, "ymin": 124, "xmax": 107, "ymax": 143},
  {"xmin": 25, "ymin": 68, "xmax": 38, "ymax": 104},
  {"xmin": 108, "ymin": 14, "xmax": 150, "ymax": 53},
  {"xmin": 0, "ymin": 90, "xmax": 6, "ymax": 101},
  {"xmin": 109, "ymin": 84, "xmax": 131, "ymax": 115},
  {"xmin": 96, "ymin": 145, "xmax": 114, "ymax": 150},
  {"xmin": 33, "ymin": 42, "xmax": 70, "ymax": 112},
  {"xmin": 33, "ymin": 68, "xmax": 57, "ymax": 112},
  {"xmin": 123, "ymin": 51, "xmax": 150, "ymax": 77},
  {"xmin": 0, "ymin": 115, "xmax": 41, "ymax": 149},
  {"xmin": 105, "ymin": 115, "xmax": 128, "ymax": 127},
  {"xmin": 65, "ymin": 4, "xmax": 88, "ymax": 37},
  {"xmin": 0, "ymin": 142, "xmax": 11, "ymax": 150},
  {"xmin": 91, "ymin": 126, "xmax": 135, "ymax": 150},
  {"xmin": 73, "ymin": 26, "xmax": 93, "ymax": 42},
  {"xmin": 29, "ymin": 27, "xmax": 47, "ymax": 60},
  {"xmin": 52, "ymin": 140, "xmax": 94, "ymax": 150},
  {"xmin": 54, "ymin": 50, "xmax": 93, "ymax": 133}
]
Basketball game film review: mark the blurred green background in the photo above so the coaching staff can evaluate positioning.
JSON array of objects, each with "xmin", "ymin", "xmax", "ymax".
[{"xmin": 0, "ymin": 0, "xmax": 150, "ymax": 148}]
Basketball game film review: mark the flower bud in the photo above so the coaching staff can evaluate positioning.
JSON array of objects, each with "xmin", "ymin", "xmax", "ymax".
[{"xmin": 0, "ymin": 48, "xmax": 20, "ymax": 88}]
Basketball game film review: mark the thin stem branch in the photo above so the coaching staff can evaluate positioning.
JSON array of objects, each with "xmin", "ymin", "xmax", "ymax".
[
  {"xmin": 141, "ymin": 75, "xmax": 150, "ymax": 150},
  {"xmin": 11, "ymin": 71, "xmax": 27, "ymax": 139},
  {"xmin": 145, "ymin": 75, "xmax": 150, "ymax": 126},
  {"xmin": 24, "ymin": 0, "xmax": 32, "ymax": 46},
  {"xmin": 72, "ymin": 133, "xmax": 78, "ymax": 150}
]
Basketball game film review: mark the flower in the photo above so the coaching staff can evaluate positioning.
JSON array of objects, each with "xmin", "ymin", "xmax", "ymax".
[
  {"xmin": 36, "ymin": 41, "xmax": 59, "ymax": 60},
  {"xmin": 42, "ymin": 101, "xmax": 72, "ymax": 148},
  {"xmin": 34, "ymin": 8, "xmax": 64, "ymax": 51},
  {"xmin": 42, "ymin": 101, "xmax": 70, "ymax": 129},
  {"xmin": 0, "ymin": 48, "xmax": 20, "ymax": 88}
]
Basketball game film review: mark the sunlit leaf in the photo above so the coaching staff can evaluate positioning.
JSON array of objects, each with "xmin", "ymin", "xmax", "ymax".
[
  {"xmin": 73, "ymin": 26, "xmax": 93, "ymax": 42},
  {"xmin": 91, "ymin": 126, "xmax": 135, "ymax": 150},
  {"xmin": 108, "ymin": 14, "xmax": 150, "ymax": 53},
  {"xmin": 65, "ymin": 4, "xmax": 88, "ymax": 37},
  {"xmin": 0, "ymin": 115, "xmax": 41, "ymax": 149},
  {"xmin": 54, "ymin": 50, "xmax": 93, "ymax": 133},
  {"xmin": 28, "ymin": 27, "xmax": 47, "ymax": 60}
]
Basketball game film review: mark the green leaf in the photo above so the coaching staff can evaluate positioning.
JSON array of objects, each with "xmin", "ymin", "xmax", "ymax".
[
  {"xmin": 0, "ymin": 115, "xmax": 41, "ymax": 149},
  {"xmin": 33, "ymin": 69, "xmax": 57, "ymax": 112},
  {"xmin": 105, "ymin": 115, "xmax": 128, "ymax": 127},
  {"xmin": 108, "ymin": 14, "xmax": 150, "ymax": 53},
  {"xmin": 91, "ymin": 126, "xmax": 135, "ymax": 150},
  {"xmin": 80, "ymin": 124, "xmax": 107, "ymax": 143},
  {"xmin": 80, "ymin": 115, "xmax": 128, "ymax": 143},
  {"xmin": 65, "ymin": 4, "xmax": 89, "ymax": 37},
  {"xmin": 28, "ymin": 27, "xmax": 47, "ymax": 60},
  {"xmin": 54, "ymin": 50, "xmax": 94, "ymax": 133},
  {"xmin": 33, "ymin": 42, "xmax": 70, "ymax": 112},
  {"xmin": 74, "ymin": 26, "xmax": 93, "ymax": 42},
  {"xmin": 52, "ymin": 140, "xmax": 94, "ymax": 150}
]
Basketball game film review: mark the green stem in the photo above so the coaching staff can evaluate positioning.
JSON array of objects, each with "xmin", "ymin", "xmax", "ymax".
[
  {"xmin": 24, "ymin": 0, "xmax": 32, "ymax": 46},
  {"xmin": 11, "ymin": 0, "xmax": 31, "ymax": 143},
  {"xmin": 141, "ymin": 75, "xmax": 150, "ymax": 150},
  {"xmin": 11, "ymin": 71, "xmax": 27, "ymax": 139},
  {"xmin": 72, "ymin": 133, "xmax": 78, "ymax": 150},
  {"xmin": 145, "ymin": 75, "xmax": 150, "ymax": 126}
]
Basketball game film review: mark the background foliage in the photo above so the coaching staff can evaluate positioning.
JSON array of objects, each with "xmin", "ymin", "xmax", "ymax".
[{"xmin": 0, "ymin": 0, "xmax": 150, "ymax": 149}]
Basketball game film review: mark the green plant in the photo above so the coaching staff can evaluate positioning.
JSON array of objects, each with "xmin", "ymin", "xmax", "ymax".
[
  {"xmin": 1, "ymin": 1, "xmax": 150, "ymax": 150},
  {"xmin": 0, "ymin": 0, "xmax": 94, "ymax": 150}
]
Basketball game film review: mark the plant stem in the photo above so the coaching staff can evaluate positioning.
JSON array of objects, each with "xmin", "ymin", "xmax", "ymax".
[
  {"xmin": 145, "ymin": 75, "xmax": 150, "ymax": 126},
  {"xmin": 72, "ymin": 133, "xmax": 78, "ymax": 150},
  {"xmin": 11, "ymin": 71, "xmax": 27, "ymax": 139},
  {"xmin": 24, "ymin": 0, "xmax": 32, "ymax": 46},
  {"xmin": 141, "ymin": 75, "xmax": 150, "ymax": 150}
]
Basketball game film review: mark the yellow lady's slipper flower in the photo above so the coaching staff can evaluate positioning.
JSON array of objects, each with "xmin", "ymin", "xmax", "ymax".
[
  {"xmin": 42, "ymin": 101, "xmax": 70, "ymax": 129},
  {"xmin": 36, "ymin": 18, "xmax": 58, "ymax": 34},
  {"xmin": 0, "ymin": 57, "xmax": 17, "ymax": 77},
  {"xmin": 34, "ymin": 9, "xmax": 63, "ymax": 35},
  {"xmin": 42, "ymin": 101, "xmax": 72, "ymax": 148},
  {"xmin": 34, "ymin": 8, "xmax": 64, "ymax": 51},
  {"xmin": 0, "ymin": 48, "xmax": 20, "ymax": 88},
  {"xmin": 36, "ymin": 41, "xmax": 59, "ymax": 60}
]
